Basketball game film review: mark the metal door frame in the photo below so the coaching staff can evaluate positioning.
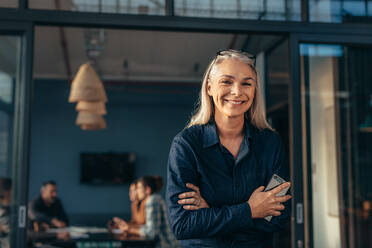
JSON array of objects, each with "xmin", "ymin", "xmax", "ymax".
[
  {"xmin": 289, "ymin": 32, "xmax": 372, "ymax": 248},
  {"xmin": 0, "ymin": 20, "xmax": 34, "ymax": 248}
]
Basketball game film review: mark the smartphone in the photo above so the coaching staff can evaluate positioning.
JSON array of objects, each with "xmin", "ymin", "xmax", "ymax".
[{"xmin": 263, "ymin": 174, "xmax": 290, "ymax": 222}]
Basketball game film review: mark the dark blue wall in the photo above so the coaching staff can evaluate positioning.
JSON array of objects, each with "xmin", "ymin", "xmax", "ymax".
[{"xmin": 29, "ymin": 80, "xmax": 198, "ymax": 219}]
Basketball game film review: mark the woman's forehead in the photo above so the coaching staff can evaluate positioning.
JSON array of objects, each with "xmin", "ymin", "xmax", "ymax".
[{"xmin": 211, "ymin": 58, "xmax": 256, "ymax": 78}]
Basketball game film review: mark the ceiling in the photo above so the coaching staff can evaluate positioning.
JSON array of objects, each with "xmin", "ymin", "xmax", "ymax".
[{"xmin": 33, "ymin": 26, "xmax": 286, "ymax": 84}]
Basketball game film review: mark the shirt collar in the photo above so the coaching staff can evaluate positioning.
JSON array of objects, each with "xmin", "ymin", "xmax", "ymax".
[{"xmin": 202, "ymin": 118, "xmax": 252, "ymax": 148}]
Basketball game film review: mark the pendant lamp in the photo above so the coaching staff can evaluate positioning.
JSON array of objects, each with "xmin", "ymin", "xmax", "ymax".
[
  {"xmin": 76, "ymin": 101, "xmax": 107, "ymax": 115},
  {"xmin": 76, "ymin": 111, "xmax": 106, "ymax": 130},
  {"xmin": 68, "ymin": 63, "xmax": 108, "ymax": 103}
]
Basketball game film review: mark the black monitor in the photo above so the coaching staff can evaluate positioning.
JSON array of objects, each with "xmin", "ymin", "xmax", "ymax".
[{"xmin": 80, "ymin": 152, "xmax": 135, "ymax": 185}]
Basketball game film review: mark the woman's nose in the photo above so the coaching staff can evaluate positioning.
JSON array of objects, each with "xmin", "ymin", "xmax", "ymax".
[{"xmin": 230, "ymin": 83, "xmax": 242, "ymax": 96}]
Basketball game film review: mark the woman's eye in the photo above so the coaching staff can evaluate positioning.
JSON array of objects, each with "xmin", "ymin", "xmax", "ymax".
[
  {"xmin": 221, "ymin": 80, "xmax": 232, "ymax": 84},
  {"xmin": 242, "ymin": 82, "xmax": 252, "ymax": 86}
]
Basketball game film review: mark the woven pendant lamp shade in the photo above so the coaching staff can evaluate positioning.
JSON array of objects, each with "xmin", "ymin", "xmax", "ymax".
[
  {"xmin": 76, "ymin": 101, "xmax": 107, "ymax": 115},
  {"xmin": 81, "ymin": 123, "xmax": 107, "ymax": 130},
  {"xmin": 68, "ymin": 63, "xmax": 108, "ymax": 103},
  {"xmin": 76, "ymin": 111, "xmax": 106, "ymax": 130}
]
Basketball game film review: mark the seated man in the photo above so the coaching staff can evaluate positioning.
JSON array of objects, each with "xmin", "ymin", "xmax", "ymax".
[{"xmin": 28, "ymin": 180, "xmax": 68, "ymax": 230}]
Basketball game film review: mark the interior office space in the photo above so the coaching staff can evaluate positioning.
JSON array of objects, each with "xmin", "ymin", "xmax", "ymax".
[{"xmin": 0, "ymin": 1, "xmax": 371, "ymax": 248}]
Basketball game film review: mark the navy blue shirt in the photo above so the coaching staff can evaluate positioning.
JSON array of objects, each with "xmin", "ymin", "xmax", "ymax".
[{"xmin": 166, "ymin": 120, "xmax": 290, "ymax": 248}]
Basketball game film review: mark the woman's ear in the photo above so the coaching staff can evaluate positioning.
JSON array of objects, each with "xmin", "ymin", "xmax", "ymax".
[{"xmin": 207, "ymin": 79, "xmax": 212, "ymax": 96}]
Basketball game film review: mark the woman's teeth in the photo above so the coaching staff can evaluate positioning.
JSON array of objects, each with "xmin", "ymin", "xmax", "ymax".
[{"xmin": 225, "ymin": 100, "xmax": 243, "ymax": 105}]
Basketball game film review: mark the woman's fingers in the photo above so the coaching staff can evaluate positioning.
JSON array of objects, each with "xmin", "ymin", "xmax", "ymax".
[
  {"xmin": 113, "ymin": 217, "xmax": 123, "ymax": 224},
  {"xmin": 272, "ymin": 204, "xmax": 285, "ymax": 211},
  {"xmin": 254, "ymin": 186, "xmax": 265, "ymax": 194},
  {"xmin": 178, "ymin": 198, "xmax": 198, "ymax": 205},
  {"xmin": 276, "ymin": 194, "xmax": 292, "ymax": 203},
  {"xmin": 271, "ymin": 182, "xmax": 291, "ymax": 195},
  {"xmin": 271, "ymin": 210, "xmax": 282, "ymax": 217},
  {"xmin": 186, "ymin": 183, "xmax": 200, "ymax": 193},
  {"xmin": 182, "ymin": 205, "xmax": 200, "ymax": 210},
  {"xmin": 178, "ymin": 183, "xmax": 210, "ymax": 210},
  {"xmin": 178, "ymin": 191, "xmax": 196, "ymax": 199}
]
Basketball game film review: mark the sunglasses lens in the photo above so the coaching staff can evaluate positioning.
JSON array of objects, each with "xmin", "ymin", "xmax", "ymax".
[{"xmin": 216, "ymin": 50, "xmax": 256, "ymax": 66}]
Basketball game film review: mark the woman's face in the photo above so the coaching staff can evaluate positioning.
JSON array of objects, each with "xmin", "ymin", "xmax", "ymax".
[
  {"xmin": 207, "ymin": 59, "xmax": 256, "ymax": 119},
  {"xmin": 136, "ymin": 182, "xmax": 147, "ymax": 201},
  {"xmin": 129, "ymin": 183, "xmax": 137, "ymax": 202}
]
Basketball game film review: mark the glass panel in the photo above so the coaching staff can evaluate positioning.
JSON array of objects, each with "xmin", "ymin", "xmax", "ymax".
[
  {"xmin": 0, "ymin": 35, "xmax": 20, "ymax": 248},
  {"xmin": 309, "ymin": 0, "xmax": 371, "ymax": 23},
  {"xmin": 301, "ymin": 44, "xmax": 372, "ymax": 248},
  {"xmin": 29, "ymin": 0, "xmax": 166, "ymax": 15},
  {"xmin": 0, "ymin": 0, "xmax": 18, "ymax": 8},
  {"xmin": 30, "ymin": 25, "xmax": 289, "ymax": 246},
  {"xmin": 265, "ymin": 39, "xmax": 291, "ymax": 247},
  {"xmin": 174, "ymin": 0, "xmax": 301, "ymax": 21}
]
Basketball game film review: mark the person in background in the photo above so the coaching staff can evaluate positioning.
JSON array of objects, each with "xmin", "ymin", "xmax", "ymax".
[
  {"xmin": 0, "ymin": 178, "xmax": 69, "ymax": 247},
  {"xmin": 113, "ymin": 176, "xmax": 180, "ymax": 248},
  {"xmin": 28, "ymin": 180, "xmax": 68, "ymax": 230},
  {"xmin": 0, "ymin": 178, "xmax": 12, "ymax": 248},
  {"xmin": 128, "ymin": 180, "xmax": 146, "ymax": 226}
]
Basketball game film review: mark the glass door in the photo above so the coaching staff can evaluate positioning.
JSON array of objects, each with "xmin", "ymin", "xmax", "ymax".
[
  {"xmin": 0, "ymin": 21, "xmax": 34, "ymax": 248},
  {"xmin": 0, "ymin": 34, "xmax": 21, "ymax": 248},
  {"xmin": 300, "ymin": 43, "xmax": 372, "ymax": 248}
]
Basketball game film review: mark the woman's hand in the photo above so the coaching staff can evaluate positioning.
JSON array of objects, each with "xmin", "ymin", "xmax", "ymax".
[
  {"xmin": 178, "ymin": 183, "xmax": 210, "ymax": 210},
  {"xmin": 248, "ymin": 182, "xmax": 291, "ymax": 219},
  {"xmin": 112, "ymin": 217, "xmax": 129, "ymax": 232}
]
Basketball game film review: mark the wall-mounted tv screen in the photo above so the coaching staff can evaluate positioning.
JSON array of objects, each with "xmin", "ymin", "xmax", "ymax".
[{"xmin": 80, "ymin": 152, "xmax": 135, "ymax": 185}]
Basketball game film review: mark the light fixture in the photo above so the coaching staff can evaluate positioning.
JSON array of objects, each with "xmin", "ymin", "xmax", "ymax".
[
  {"xmin": 76, "ymin": 111, "xmax": 106, "ymax": 130},
  {"xmin": 68, "ymin": 63, "xmax": 107, "ymax": 103},
  {"xmin": 76, "ymin": 101, "xmax": 107, "ymax": 115}
]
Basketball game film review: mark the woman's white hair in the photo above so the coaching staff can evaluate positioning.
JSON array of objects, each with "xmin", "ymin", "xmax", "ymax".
[{"xmin": 187, "ymin": 49, "xmax": 272, "ymax": 130}]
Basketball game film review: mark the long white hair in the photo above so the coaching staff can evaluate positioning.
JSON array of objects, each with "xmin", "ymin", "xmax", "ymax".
[{"xmin": 187, "ymin": 49, "xmax": 272, "ymax": 130}]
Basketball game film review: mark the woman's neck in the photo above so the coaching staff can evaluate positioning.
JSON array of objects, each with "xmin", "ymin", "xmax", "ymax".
[{"xmin": 214, "ymin": 112, "xmax": 244, "ymax": 139}]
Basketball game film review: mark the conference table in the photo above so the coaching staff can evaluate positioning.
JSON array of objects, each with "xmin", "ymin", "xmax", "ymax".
[{"xmin": 32, "ymin": 226, "xmax": 156, "ymax": 248}]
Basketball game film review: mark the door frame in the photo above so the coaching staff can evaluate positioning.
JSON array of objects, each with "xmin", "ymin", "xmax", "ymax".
[
  {"xmin": 289, "ymin": 33, "xmax": 372, "ymax": 248},
  {"xmin": 0, "ymin": 20, "xmax": 34, "ymax": 248}
]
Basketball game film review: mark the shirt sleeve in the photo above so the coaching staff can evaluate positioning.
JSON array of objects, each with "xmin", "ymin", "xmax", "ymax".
[
  {"xmin": 252, "ymin": 134, "xmax": 291, "ymax": 232},
  {"xmin": 139, "ymin": 198, "xmax": 160, "ymax": 239},
  {"xmin": 28, "ymin": 199, "xmax": 52, "ymax": 225},
  {"xmin": 56, "ymin": 199, "xmax": 69, "ymax": 225},
  {"xmin": 166, "ymin": 136, "xmax": 254, "ymax": 240}
]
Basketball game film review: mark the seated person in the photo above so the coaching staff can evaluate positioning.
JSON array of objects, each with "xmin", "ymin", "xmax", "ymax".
[
  {"xmin": 0, "ymin": 178, "xmax": 69, "ymax": 247},
  {"xmin": 113, "ymin": 176, "xmax": 180, "ymax": 248},
  {"xmin": 128, "ymin": 180, "xmax": 146, "ymax": 226},
  {"xmin": 28, "ymin": 180, "xmax": 68, "ymax": 230},
  {"xmin": 0, "ymin": 178, "xmax": 12, "ymax": 248}
]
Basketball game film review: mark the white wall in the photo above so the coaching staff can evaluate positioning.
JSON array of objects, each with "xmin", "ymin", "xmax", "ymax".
[{"xmin": 309, "ymin": 56, "xmax": 341, "ymax": 248}]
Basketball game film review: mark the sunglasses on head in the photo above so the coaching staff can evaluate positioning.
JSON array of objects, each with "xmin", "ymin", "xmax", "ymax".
[{"xmin": 216, "ymin": 50, "xmax": 256, "ymax": 67}]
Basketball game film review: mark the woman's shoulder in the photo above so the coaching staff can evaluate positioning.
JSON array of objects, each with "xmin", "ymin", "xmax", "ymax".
[
  {"xmin": 252, "ymin": 127, "xmax": 282, "ymax": 145},
  {"xmin": 172, "ymin": 124, "xmax": 205, "ymax": 145}
]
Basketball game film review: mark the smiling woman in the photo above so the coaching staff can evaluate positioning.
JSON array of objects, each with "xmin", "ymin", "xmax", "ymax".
[
  {"xmin": 208, "ymin": 59, "xmax": 256, "ymax": 122},
  {"xmin": 166, "ymin": 49, "xmax": 291, "ymax": 248}
]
